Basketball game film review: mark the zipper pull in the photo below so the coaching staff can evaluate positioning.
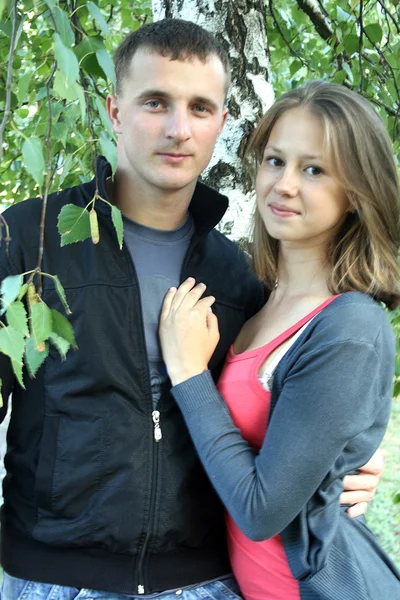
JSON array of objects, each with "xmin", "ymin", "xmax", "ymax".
[
  {"xmin": 152, "ymin": 410, "xmax": 162, "ymax": 442},
  {"xmin": 138, "ymin": 584, "xmax": 145, "ymax": 594}
]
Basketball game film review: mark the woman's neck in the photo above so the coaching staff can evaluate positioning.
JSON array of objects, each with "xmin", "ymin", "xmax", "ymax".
[{"xmin": 274, "ymin": 243, "xmax": 331, "ymax": 300}]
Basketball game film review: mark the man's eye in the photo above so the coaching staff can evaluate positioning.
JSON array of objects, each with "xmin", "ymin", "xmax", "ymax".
[
  {"xmin": 305, "ymin": 166, "xmax": 323, "ymax": 176},
  {"xmin": 266, "ymin": 157, "xmax": 283, "ymax": 167},
  {"xmin": 145, "ymin": 100, "xmax": 162, "ymax": 109},
  {"xmin": 193, "ymin": 105, "xmax": 210, "ymax": 114}
]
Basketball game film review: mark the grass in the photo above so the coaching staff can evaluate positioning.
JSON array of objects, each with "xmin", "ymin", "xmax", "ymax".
[{"xmin": 368, "ymin": 394, "xmax": 400, "ymax": 567}]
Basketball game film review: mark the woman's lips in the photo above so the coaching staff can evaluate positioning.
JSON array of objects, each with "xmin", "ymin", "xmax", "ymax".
[{"xmin": 268, "ymin": 203, "xmax": 300, "ymax": 217}]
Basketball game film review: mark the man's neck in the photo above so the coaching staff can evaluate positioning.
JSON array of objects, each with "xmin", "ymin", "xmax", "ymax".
[{"xmin": 106, "ymin": 169, "xmax": 196, "ymax": 231}]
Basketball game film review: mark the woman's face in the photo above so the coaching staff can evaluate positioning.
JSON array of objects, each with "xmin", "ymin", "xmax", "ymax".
[{"xmin": 256, "ymin": 106, "xmax": 350, "ymax": 251}]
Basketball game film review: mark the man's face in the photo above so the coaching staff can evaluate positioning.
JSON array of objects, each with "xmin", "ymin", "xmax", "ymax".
[{"xmin": 107, "ymin": 49, "xmax": 228, "ymax": 196}]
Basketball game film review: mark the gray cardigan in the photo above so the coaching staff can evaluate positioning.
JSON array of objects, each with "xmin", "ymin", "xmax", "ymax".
[{"xmin": 172, "ymin": 292, "xmax": 400, "ymax": 599}]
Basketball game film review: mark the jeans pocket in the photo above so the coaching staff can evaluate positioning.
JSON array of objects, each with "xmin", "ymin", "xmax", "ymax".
[{"xmin": 0, "ymin": 573, "xmax": 81, "ymax": 600}]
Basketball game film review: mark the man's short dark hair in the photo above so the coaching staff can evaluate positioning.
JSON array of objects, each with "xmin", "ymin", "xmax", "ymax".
[{"xmin": 113, "ymin": 18, "xmax": 231, "ymax": 95}]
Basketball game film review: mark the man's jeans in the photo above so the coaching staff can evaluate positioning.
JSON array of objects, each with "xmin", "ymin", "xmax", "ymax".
[{"xmin": 0, "ymin": 573, "xmax": 242, "ymax": 600}]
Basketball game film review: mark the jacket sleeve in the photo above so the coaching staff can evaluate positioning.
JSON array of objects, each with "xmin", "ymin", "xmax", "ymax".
[
  {"xmin": 0, "ymin": 215, "xmax": 19, "ymax": 422},
  {"xmin": 171, "ymin": 313, "xmax": 392, "ymax": 541}
]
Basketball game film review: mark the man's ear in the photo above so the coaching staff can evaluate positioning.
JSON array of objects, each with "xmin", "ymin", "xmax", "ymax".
[
  {"xmin": 218, "ymin": 107, "xmax": 229, "ymax": 136},
  {"xmin": 106, "ymin": 94, "xmax": 123, "ymax": 135}
]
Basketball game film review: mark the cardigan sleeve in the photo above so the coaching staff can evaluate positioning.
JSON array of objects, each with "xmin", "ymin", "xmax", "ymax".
[{"xmin": 171, "ymin": 311, "xmax": 393, "ymax": 541}]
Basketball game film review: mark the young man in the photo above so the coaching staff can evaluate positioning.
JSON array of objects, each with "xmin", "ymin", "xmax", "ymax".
[{"xmin": 0, "ymin": 19, "xmax": 382, "ymax": 600}]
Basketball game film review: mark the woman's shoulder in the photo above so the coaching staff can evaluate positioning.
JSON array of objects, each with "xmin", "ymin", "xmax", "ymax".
[{"xmin": 313, "ymin": 291, "xmax": 394, "ymax": 349}]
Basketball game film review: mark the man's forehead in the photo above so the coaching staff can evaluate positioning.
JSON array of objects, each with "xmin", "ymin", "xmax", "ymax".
[{"xmin": 123, "ymin": 48, "xmax": 227, "ymax": 95}]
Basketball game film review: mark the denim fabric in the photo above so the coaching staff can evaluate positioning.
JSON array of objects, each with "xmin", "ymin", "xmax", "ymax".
[{"xmin": 0, "ymin": 573, "xmax": 242, "ymax": 600}]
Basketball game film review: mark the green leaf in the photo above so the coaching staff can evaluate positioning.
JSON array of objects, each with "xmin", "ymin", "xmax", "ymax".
[
  {"xmin": 289, "ymin": 60, "xmax": 303, "ymax": 76},
  {"xmin": 394, "ymin": 491, "xmax": 400, "ymax": 504},
  {"xmin": 1, "ymin": 275, "xmax": 23, "ymax": 315},
  {"xmin": 22, "ymin": 137, "xmax": 45, "ymax": 188},
  {"xmin": 336, "ymin": 6, "xmax": 351, "ymax": 23},
  {"xmin": 49, "ymin": 333, "xmax": 70, "ymax": 360},
  {"xmin": 18, "ymin": 283, "xmax": 29, "ymax": 301},
  {"xmin": 53, "ymin": 71, "xmax": 86, "ymax": 124},
  {"xmin": 11, "ymin": 358, "xmax": 24, "ymax": 389},
  {"xmin": 51, "ymin": 309, "xmax": 77, "ymax": 347},
  {"xmin": 30, "ymin": 302, "xmax": 53, "ymax": 346},
  {"xmin": 58, "ymin": 153, "xmax": 73, "ymax": 186},
  {"xmin": 96, "ymin": 48, "xmax": 116, "ymax": 86},
  {"xmin": 54, "ymin": 33, "xmax": 80, "ymax": 87},
  {"xmin": 333, "ymin": 70, "xmax": 347, "ymax": 86},
  {"xmin": 58, "ymin": 204, "xmax": 91, "ymax": 246},
  {"xmin": 364, "ymin": 23, "xmax": 383, "ymax": 45},
  {"xmin": 342, "ymin": 62, "xmax": 354, "ymax": 83},
  {"xmin": 25, "ymin": 336, "xmax": 49, "ymax": 377},
  {"xmin": 53, "ymin": 6, "xmax": 75, "ymax": 47},
  {"xmin": 99, "ymin": 131, "xmax": 117, "ymax": 173},
  {"xmin": 53, "ymin": 275, "xmax": 71, "ymax": 314},
  {"xmin": 95, "ymin": 96, "xmax": 114, "ymax": 135},
  {"xmin": 87, "ymin": 1, "xmax": 110, "ymax": 37},
  {"xmin": 111, "ymin": 205, "xmax": 124, "ymax": 250},
  {"xmin": 0, "ymin": 326, "xmax": 25, "ymax": 364},
  {"xmin": 17, "ymin": 71, "xmax": 31, "ymax": 105},
  {"xmin": 52, "ymin": 122, "xmax": 69, "ymax": 147},
  {"xmin": 75, "ymin": 36, "xmax": 106, "ymax": 79},
  {"xmin": 6, "ymin": 301, "xmax": 29, "ymax": 336},
  {"xmin": 343, "ymin": 34, "xmax": 359, "ymax": 55}
]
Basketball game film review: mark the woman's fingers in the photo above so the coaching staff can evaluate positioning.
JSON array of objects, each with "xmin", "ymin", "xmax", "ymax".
[{"xmin": 160, "ymin": 286, "xmax": 177, "ymax": 321}]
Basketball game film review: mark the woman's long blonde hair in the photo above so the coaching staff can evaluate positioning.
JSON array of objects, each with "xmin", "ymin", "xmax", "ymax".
[{"xmin": 247, "ymin": 80, "xmax": 400, "ymax": 310}]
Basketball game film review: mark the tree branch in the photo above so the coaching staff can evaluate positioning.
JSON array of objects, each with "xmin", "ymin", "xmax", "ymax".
[
  {"xmin": 359, "ymin": 0, "xmax": 364, "ymax": 92},
  {"xmin": 37, "ymin": 62, "xmax": 57, "ymax": 292},
  {"xmin": 377, "ymin": 0, "xmax": 400, "ymax": 35},
  {"xmin": 268, "ymin": 0, "xmax": 313, "ymax": 70},
  {"xmin": 0, "ymin": 0, "xmax": 19, "ymax": 165},
  {"xmin": 295, "ymin": 0, "xmax": 333, "ymax": 40}
]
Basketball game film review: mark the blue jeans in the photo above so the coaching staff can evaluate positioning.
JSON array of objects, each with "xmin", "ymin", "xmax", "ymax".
[{"xmin": 0, "ymin": 573, "xmax": 242, "ymax": 600}]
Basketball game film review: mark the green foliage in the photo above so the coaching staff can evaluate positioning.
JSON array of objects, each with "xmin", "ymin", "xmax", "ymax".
[
  {"xmin": 266, "ymin": 0, "xmax": 400, "ymax": 162},
  {"xmin": 0, "ymin": 0, "xmax": 151, "ymax": 206}
]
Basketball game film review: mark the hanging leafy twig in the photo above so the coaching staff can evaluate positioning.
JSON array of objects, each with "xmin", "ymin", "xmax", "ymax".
[
  {"xmin": 0, "ymin": 0, "xmax": 19, "ymax": 164},
  {"xmin": 37, "ymin": 61, "xmax": 57, "ymax": 295},
  {"xmin": 359, "ymin": 0, "xmax": 364, "ymax": 92}
]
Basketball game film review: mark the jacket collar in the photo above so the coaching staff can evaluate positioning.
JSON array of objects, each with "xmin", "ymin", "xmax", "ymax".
[{"xmin": 94, "ymin": 155, "xmax": 229, "ymax": 236}]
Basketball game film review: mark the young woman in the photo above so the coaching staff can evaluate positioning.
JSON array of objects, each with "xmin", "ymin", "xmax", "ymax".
[{"xmin": 159, "ymin": 81, "xmax": 400, "ymax": 599}]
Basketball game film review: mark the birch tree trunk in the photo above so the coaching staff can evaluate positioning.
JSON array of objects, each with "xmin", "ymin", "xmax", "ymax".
[{"xmin": 152, "ymin": 0, "xmax": 274, "ymax": 241}]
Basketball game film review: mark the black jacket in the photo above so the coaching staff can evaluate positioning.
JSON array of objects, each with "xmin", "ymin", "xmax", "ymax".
[{"xmin": 0, "ymin": 157, "xmax": 264, "ymax": 594}]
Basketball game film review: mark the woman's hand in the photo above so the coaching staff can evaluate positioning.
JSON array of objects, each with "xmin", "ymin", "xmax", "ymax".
[
  {"xmin": 159, "ymin": 278, "xmax": 220, "ymax": 386},
  {"xmin": 340, "ymin": 448, "xmax": 384, "ymax": 517}
]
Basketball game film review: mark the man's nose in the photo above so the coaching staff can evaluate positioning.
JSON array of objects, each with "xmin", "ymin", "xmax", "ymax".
[{"xmin": 165, "ymin": 108, "xmax": 191, "ymax": 142}]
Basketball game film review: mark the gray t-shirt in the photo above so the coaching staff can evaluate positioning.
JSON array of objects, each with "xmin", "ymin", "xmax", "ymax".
[{"xmin": 123, "ymin": 214, "xmax": 194, "ymax": 408}]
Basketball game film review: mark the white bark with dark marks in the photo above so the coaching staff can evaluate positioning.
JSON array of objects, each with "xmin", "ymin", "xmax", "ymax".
[{"xmin": 152, "ymin": 0, "xmax": 273, "ymax": 241}]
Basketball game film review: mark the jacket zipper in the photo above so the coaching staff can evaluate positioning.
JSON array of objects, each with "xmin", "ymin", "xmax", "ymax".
[
  {"xmin": 118, "ymin": 243, "xmax": 160, "ymax": 595},
  {"xmin": 123, "ymin": 232, "xmax": 200, "ymax": 594},
  {"xmin": 135, "ymin": 236, "xmax": 201, "ymax": 595},
  {"xmin": 136, "ymin": 412, "xmax": 162, "ymax": 593}
]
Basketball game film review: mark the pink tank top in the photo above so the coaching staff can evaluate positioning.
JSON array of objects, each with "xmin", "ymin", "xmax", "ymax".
[{"xmin": 217, "ymin": 297, "xmax": 337, "ymax": 600}]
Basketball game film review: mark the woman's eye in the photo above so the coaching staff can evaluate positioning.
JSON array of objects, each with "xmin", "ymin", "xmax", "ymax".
[
  {"xmin": 266, "ymin": 157, "xmax": 283, "ymax": 167},
  {"xmin": 305, "ymin": 166, "xmax": 323, "ymax": 176}
]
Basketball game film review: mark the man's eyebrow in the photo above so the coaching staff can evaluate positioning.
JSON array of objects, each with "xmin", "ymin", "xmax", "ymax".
[
  {"xmin": 136, "ymin": 90, "xmax": 171, "ymax": 101},
  {"xmin": 192, "ymin": 96, "xmax": 219, "ymax": 111}
]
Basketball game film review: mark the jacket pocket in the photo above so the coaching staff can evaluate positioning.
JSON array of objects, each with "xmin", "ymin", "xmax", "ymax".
[
  {"xmin": 33, "ymin": 414, "xmax": 106, "ymax": 546},
  {"xmin": 34, "ymin": 415, "xmax": 60, "ymax": 512}
]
